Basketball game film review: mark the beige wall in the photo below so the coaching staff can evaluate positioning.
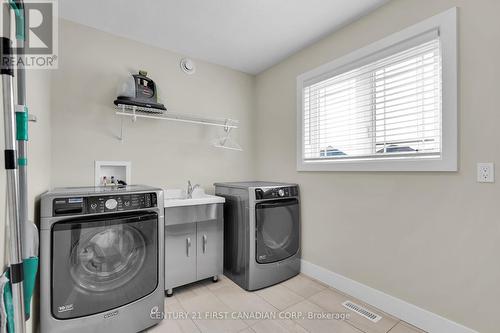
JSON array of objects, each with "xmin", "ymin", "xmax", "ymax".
[
  {"xmin": 255, "ymin": 1, "xmax": 500, "ymax": 332},
  {"xmin": 50, "ymin": 20, "xmax": 256, "ymax": 190},
  {"xmin": 26, "ymin": 68, "xmax": 52, "ymax": 333}
]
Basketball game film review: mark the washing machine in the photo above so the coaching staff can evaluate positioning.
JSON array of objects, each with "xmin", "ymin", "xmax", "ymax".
[
  {"xmin": 214, "ymin": 182, "xmax": 300, "ymax": 291},
  {"xmin": 40, "ymin": 185, "xmax": 164, "ymax": 333}
]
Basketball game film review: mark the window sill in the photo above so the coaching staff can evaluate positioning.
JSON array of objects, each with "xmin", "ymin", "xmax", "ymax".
[{"xmin": 297, "ymin": 157, "xmax": 457, "ymax": 172}]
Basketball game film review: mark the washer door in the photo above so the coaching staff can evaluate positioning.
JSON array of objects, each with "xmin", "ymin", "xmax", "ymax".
[
  {"xmin": 255, "ymin": 199, "xmax": 299, "ymax": 264},
  {"xmin": 51, "ymin": 212, "xmax": 158, "ymax": 319}
]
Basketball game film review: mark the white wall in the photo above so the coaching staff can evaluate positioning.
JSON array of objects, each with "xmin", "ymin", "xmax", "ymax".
[
  {"xmin": 50, "ymin": 20, "xmax": 256, "ymax": 190},
  {"xmin": 255, "ymin": 1, "xmax": 500, "ymax": 332}
]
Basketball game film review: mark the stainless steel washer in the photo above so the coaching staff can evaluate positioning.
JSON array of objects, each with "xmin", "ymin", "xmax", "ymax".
[
  {"xmin": 214, "ymin": 182, "xmax": 300, "ymax": 291},
  {"xmin": 40, "ymin": 185, "xmax": 164, "ymax": 333}
]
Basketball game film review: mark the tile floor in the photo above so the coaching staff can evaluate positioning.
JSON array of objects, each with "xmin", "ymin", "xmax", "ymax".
[{"xmin": 148, "ymin": 274, "xmax": 426, "ymax": 333}]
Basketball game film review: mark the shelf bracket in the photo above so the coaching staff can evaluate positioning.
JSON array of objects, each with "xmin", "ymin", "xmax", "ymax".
[
  {"xmin": 221, "ymin": 120, "xmax": 232, "ymax": 145},
  {"xmin": 118, "ymin": 104, "xmax": 126, "ymax": 142},
  {"xmin": 117, "ymin": 104, "xmax": 137, "ymax": 142},
  {"xmin": 224, "ymin": 120, "xmax": 232, "ymax": 135},
  {"xmin": 132, "ymin": 106, "xmax": 137, "ymax": 122},
  {"xmin": 119, "ymin": 115, "xmax": 124, "ymax": 142}
]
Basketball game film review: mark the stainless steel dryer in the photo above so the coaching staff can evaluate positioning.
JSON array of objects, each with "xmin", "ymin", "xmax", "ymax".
[
  {"xmin": 40, "ymin": 185, "xmax": 164, "ymax": 333},
  {"xmin": 214, "ymin": 182, "xmax": 300, "ymax": 291}
]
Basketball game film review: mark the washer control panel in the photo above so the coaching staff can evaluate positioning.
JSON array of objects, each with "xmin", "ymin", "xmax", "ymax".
[
  {"xmin": 53, "ymin": 192, "xmax": 157, "ymax": 216},
  {"xmin": 255, "ymin": 186, "xmax": 298, "ymax": 200}
]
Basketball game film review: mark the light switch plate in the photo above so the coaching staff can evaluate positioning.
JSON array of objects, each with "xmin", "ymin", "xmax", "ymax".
[{"xmin": 477, "ymin": 163, "xmax": 494, "ymax": 183}]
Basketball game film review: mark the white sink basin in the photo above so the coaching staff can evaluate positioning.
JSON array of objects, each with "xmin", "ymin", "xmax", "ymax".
[{"xmin": 163, "ymin": 188, "xmax": 225, "ymax": 208}]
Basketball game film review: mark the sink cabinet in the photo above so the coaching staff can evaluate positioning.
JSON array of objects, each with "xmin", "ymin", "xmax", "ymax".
[
  {"xmin": 165, "ymin": 203, "xmax": 223, "ymax": 295},
  {"xmin": 196, "ymin": 219, "xmax": 223, "ymax": 280},
  {"xmin": 164, "ymin": 223, "xmax": 197, "ymax": 289}
]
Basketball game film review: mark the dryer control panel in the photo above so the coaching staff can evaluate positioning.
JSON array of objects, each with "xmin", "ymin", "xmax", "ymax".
[
  {"xmin": 53, "ymin": 192, "xmax": 157, "ymax": 216},
  {"xmin": 255, "ymin": 186, "xmax": 299, "ymax": 200}
]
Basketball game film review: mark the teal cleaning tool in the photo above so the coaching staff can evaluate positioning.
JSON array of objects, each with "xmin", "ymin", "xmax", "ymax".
[
  {"xmin": 1, "ymin": 36, "xmax": 26, "ymax": 333},
  {"xmin": 12, "ymin": 0, "xmax": 37, "ymax": 327},
  {"xmin": 1, "ymin": 1, "xmax": 29, "ymax": 332},
  {"xmin": 12, "ymin": 0, "xmax": 38, "ymax": 327}
]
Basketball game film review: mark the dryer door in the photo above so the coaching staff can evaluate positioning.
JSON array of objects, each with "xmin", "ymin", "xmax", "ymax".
[
  {"xmin": 51, "ymin": 212, "xmax": 158, "ymax": 319},
  {"xmin": 255, "ymin": 199, "xmax": 299, "ymax": 264}
]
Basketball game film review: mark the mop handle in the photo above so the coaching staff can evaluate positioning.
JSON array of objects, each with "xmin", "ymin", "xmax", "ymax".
[
  {"xmin": 11, "ymin": 0, "xmax": 31, "ymax": 268},
  {"xmin": 1, "ymin": 34, "xmax": 26, "ymax": 333}
]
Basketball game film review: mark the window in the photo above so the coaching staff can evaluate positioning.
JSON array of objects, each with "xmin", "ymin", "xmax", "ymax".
[{"xmin": 297, "ymin": 8, "xmax": 457, "ymax": 171}]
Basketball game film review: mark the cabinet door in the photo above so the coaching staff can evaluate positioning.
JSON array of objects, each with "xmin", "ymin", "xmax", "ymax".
[
  {"xmin": 165, "ymin": 223, "xmax": 197, "ymax": 289},
  {"xmin": 196, "ymin": 220, "xmax": 223, "ymax": 280}
]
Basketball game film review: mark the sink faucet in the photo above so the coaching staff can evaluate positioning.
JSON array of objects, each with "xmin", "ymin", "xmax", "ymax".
[{"xmin": 187, "ymin": 180, "xmax": 200, "ymax": 199}]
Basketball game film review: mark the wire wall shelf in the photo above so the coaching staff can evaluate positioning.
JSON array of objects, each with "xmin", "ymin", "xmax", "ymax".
[{"xmin": 114, "ymin": 104, "xmax": 242, "ymax": 151}]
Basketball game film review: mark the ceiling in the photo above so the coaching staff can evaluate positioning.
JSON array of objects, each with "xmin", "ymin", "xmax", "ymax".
[{"xmin": 59, "ymin": 0, "xmax": 389, "ymax": 74}]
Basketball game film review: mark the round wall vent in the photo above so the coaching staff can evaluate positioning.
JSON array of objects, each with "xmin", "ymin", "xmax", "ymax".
[{"xmin": 180, "ymin": 58, "xmax": 196, "ymax": 75}]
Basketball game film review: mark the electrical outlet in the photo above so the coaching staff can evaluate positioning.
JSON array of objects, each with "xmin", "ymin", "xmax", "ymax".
[{"xmin": 477, "ymin": 163, "xmax": 494, "ymax": 183}]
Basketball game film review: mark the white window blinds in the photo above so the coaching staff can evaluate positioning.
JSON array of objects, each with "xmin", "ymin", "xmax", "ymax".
[{"xmin": 303, "ymin": 31, "xmax": 442, "ymax": 161}]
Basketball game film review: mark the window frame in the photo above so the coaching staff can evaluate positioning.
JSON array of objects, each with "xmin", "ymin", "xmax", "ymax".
[{"xmin": 296, "ymin": 8, "xmax": 457, "ymax": 172}]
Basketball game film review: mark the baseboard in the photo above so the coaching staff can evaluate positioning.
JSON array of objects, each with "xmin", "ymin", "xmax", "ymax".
[{"xmin": 300, "ymin": 259, "xmax": 477, "ymax": 333}]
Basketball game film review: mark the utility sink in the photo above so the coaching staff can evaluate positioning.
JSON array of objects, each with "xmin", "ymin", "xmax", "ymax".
[
  {"xmin": 163, "ymin": 188, "xmax": 225, "ymax": 226},
  {"xmin": 164, "ymin": 188, "xmax": 225, "ymax": 208}
]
